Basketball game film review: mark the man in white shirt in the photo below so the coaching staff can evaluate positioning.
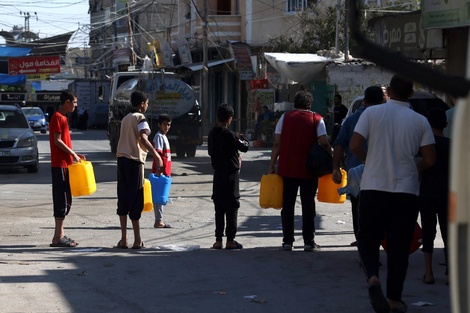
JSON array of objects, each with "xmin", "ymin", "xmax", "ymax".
[{"xmin": 350, "ymin": 75, "xmax": 436, "ymax": 313}]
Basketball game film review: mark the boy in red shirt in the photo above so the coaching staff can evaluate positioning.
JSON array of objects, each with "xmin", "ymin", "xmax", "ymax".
[{"xmin": 49, "ymin": 89, "xmax": 82, "ymax": 247}]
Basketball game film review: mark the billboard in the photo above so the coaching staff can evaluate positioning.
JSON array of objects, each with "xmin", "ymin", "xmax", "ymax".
[{"xmin": 8, "ymin": 56, "xmax": 61, "ymax": 75}]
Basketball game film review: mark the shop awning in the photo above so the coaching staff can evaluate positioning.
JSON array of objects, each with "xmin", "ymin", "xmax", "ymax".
[
  {"xmin": 0, "ymin": 47, "xmax": 32, "ymax": 58},
  {"xmin": 181, "ymin": 58, "xmax": 235, "ymax": 71},
  {"xmin": 0, "ymin": 73, "xmax": 26, "ymax": 86},
  {"xmin": 263, "ymin": 53, "xmax": 333, "ymax": 85}
]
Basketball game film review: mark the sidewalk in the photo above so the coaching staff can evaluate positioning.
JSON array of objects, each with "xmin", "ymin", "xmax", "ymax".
[{"xmin": 0, "ymin": 133, "xmax": 450, "ymax": 313}]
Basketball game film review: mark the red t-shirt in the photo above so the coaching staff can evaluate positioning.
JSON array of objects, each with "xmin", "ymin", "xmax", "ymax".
[{"xmin": 49, "ymin": 111, "xmax": 73, "ymax": 168}]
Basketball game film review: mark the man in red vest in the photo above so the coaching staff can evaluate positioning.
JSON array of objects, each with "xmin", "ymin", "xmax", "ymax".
[{"xmin": 269, "ymin": 88, "xmax": 331, "ymax": 251}]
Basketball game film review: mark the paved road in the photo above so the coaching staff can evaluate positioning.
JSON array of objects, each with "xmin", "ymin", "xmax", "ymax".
[{"xmin": 0, "ymin": 130, "xmax": 450, "ymax": 313}]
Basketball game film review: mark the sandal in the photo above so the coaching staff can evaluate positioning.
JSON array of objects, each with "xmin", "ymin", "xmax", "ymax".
[
  {"xmin": 50, "ymin": 236, "xmax": 79, "ymax": 247},
  {"xmin": 212, "ymin": 241, "xmax": 223, "ymax": 249},
  {"xmin": 423, "ymin": 274, "xmax": 435, "ymax": 285},
  {"xmin": 132, "ymin": 242, "xmax": 145, "ymax": 249},
  {"xmin": 115, "ymin": 240, "xmax": 128, "ymax": 249},
  {"xmin": 368, "ymin": 284, "xmax": 390, "ymax": 313},
  {"xmin": 225, "ymin": 241, "xmax": 243, "ymax": 250}
]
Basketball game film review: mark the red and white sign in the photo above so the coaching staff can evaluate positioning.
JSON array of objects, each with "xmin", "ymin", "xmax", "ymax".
[{"xmin": 8, "ymin": 55, "xmax": 61, "ymax": 75}]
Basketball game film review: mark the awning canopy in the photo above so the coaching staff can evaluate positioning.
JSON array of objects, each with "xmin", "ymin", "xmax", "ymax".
[
  {"xmin": 0, "ymin": 73, "xmax": 26, "ymax": 86},
  {"xmin": 263, "ymin": 53, "xmax": 334, "ymax": 85},
  {"xmin": 0, "ymin": 47, "xmax": 32, "ymax": 58},
  {"xmin": 181, "ymin": 58, "xmax": 235, "ymax": 71}
]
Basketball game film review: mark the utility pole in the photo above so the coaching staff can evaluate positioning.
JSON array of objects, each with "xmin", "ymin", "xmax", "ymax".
[
  {"xmin": 127, "ymin": 2, "xmax": 135, "ymax": 66},
  {"xmin": 20, "ymin": 11, "xmax": 37, "ymax": 42},
  {"xmin": 344, "ymin": 0, "xmax": 349, "ymax": 61},
  {"xmin": 335, "ymin": 0, "xmax": 340, "ymax": 54},
  {"xmin": 202, "ymin": 0, "xmax": 209, "ymax": 135}
]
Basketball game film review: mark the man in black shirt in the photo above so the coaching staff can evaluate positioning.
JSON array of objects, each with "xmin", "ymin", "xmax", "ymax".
[{"xmin": 331, "ymin": 93, "xmax": 348, "ymax": 144}]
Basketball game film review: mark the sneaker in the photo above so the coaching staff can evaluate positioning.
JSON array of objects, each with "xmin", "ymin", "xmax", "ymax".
[
  {"xmin": 282, "ymin": 243, "xmax": 292, "ymax": 251},
  {"xmin": 226, "ymin": 240, "xmax": 243, "ymax": 250},
  {"xmin": 304, "ymin": 242, "xmax": 321, "ymax": 251},
  {"xmin": 212, "ymin": 240, "xmax": 223, "ymax": 249}
]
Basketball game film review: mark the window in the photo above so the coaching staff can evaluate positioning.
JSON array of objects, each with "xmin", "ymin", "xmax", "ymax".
[{"xmin": 286, "ymin": 0, "xmax": 317, "ymax": 12}]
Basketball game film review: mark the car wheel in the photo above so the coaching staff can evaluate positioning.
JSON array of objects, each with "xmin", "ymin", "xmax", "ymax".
[
  {"xmin": 176, "ymin": 144, "xmax": 186, "ymax": 158},
  {"xmin": 185, "ymin": 145, "xmax": 197, "ymax": 158},
  {"xmin": 27, "ymin": 159, "xmax": 39, "ymax": 173}
]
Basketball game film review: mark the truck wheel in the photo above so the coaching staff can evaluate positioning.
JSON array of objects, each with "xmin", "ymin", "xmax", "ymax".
[
  {"xmin": 186, "ymin": 145, "xmax": 197, "ymax": 158},
  {"xmin": 176, "ymin": 144, "xmax": 186, "ymax": 158},
  {"xmin": 110, "ymin": 137, "xmax": 117, "ymax": 153}
]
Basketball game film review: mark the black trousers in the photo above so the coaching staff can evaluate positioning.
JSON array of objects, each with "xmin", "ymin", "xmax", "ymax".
[
  {"xmin": 419, "ymin": 194, "xmax": 448, "ymax": 274},
  {"xmin": 357, "ymin": 190, "xmax": 418, "ymax": 301},
  {"xmin": 281, "ymin": 177, "xmax": 318, "ymax": 246},
  {"xmin": 212, "ymin": 170, "xmax": 240, "ymax": 241},
  {"xmin": 350, "ymin": 194, "xmax": 359, "ymax": 240}
]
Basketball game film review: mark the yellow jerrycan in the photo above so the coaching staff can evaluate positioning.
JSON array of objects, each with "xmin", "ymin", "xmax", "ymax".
[
  {"xmin": 143, "ymin": 178, "xmax": 153, "ymax": 212},
  {"xmin": 68, "ymin": 156, "xmax": 96, "ymax": 197},
  {"xmin": 317, "ymin": 169, "xmax": 347, "ymax": 204},
  {"xmin": 259, "ymin": 174, "xmax": 283, "ymax": 209}
]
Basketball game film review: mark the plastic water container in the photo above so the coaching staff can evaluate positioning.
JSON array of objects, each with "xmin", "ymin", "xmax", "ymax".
[
  {"xmin": 143, "ymin": 178, "xmax": 153, "ymax": 212},
  {"xmin": 317, "ymin": 169, "xmax": 347, "ymax": 203},
  {"xmin": 259, "ymin": 174, "xmax": 283, "ymax": 209},
  {"xmin": 337, "ymin": 164, "xmax": 364, "ymax": 197},
  {"xmin": 382, "ymin": 222, "xmax": 422, "ymax": 254},
  {"xmin": 68, "ymin": 157, "xmax": 96, "ymax": 197},
  {"xmin": 149, "ymin": 173, "xmax": 171, "ymax": 205}
]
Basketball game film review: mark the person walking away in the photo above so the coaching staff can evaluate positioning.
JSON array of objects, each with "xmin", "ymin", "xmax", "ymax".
[
  {"xmin": 269, "ymin": 88, "xmax": 331, "ymax": 252},
  {"xmin": 443, "ymin": 95, "xmax": 457, "ymax": 138},
  {"xmin": 116, "ymin": 91, "xmax": 162, "ymax": 249},
  {"xmin": 331, "ymin": 93, "xmax": 348, "ymax": 144},
  {"xmin": 208, "ymin": 104, "xmax": 249, "ymax": 250},
  {"xmin": 77, "ymin": 107, "xmax": 89, "ymax": 130},
  {"xmin": 152, "ymin": 114, "xmax": 173, "ymax": 229},
  {"xmin": 350, "ymin": 75, "xmax": 436, "ymax": 313},
  {"xmin": 332, "ymin": 86, "xmax": 385, "ymax": 246},
  {"xmin": 49, "ymin": 89, "xmax": 82, "ymax": 247},
  {"xmin": 420, "ymin": 108, "xmax": 450, "ymax": 285}
]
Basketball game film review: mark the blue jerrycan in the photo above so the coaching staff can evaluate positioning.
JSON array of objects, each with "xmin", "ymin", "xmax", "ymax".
[{"xmin": 149, "ymin": 173, "xmax": 171, "ymax": 205}]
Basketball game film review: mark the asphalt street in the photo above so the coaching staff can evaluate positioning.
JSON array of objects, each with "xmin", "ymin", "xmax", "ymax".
[{"xmin": 0, "ymin": 130, "xmax": 450, "ymax": 313}]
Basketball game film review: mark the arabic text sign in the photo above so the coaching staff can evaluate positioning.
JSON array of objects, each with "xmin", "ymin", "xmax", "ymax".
[{"xmin": 8, "ymin": 56, "xmax": 61, "ymax": 75}]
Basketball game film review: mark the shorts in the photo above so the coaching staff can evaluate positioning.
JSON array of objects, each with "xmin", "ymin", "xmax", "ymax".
[
  {"xmin": 117, "ymin": 157, "xmax": 144, "ymax": 220},
  {"xmin": 51, "ymin": 167, "xmax": 72, "ymax": 218}
]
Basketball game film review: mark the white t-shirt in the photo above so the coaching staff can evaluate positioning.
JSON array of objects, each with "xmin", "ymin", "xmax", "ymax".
[
  {"xmin": 354, "ymin": 100, "xmax": 435, "ymax": 195},
  {"xmin": 274, "ymin": 110, "xmax": 327, "ymax": 136}
]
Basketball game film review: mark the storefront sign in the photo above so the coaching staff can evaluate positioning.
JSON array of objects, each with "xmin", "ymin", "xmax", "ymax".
[
  {"xmin": 421, "ymin": 0, "xmax": 469, "ymax": 29},
  {"xmin": 8, "ymin": 56, "xmax": 61, "ymax": 75},
  {"xmin": 36, "ymin": 93, "xmax": 61, "ymax": 102},
  {"xmin": 1, "ymin": 93, "xmax": 26, "ymax": 102}
]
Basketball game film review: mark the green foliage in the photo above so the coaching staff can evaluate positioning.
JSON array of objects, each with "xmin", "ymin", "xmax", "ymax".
[
  {"xmin": 267, "ymin": 4, "xmax": 391, "ymax": 54},
  {"xmin": 268, "ymin": 6, "xmax": 345, "ymax": 53}
]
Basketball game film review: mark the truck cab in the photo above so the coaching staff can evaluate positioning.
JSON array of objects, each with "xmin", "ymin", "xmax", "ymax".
[{"xmin": 108, "ymin": 71, "xmax": 202, "ymax": 157}]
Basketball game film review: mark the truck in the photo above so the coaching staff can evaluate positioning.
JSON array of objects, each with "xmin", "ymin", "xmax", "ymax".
[
  {"xmin": 107, "ymin": 71, "xmax": 202, "ymax": 157},
  {"xmin": 68, "ymin": 79, "xmax": 111, "ymax": 129}
]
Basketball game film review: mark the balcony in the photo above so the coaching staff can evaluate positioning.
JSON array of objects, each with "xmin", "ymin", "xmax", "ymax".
[{"xmin": 196, "ymin": 15, "xmax": 241, "ymax": 47}]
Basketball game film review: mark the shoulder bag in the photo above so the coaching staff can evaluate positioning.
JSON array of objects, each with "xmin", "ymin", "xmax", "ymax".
[{"xmin": 306, "ymin": 113, "xmax": 333, "ymax": 177}]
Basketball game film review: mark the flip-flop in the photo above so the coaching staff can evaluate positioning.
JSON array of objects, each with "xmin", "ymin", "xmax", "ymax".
[
  {"xmin": 50, "ymin": 236, "xmax": 79, "ymax": 247},
  {"xmin": 155, "ymin": 223, "xmax": 172, "ymax": 228},
  {"xmin": 132, "ymin": 242, "xmax": 145, "ymax": 249},
  {"xmin": 368, "ymin": 284, "xmax": 390, "ymax": 313},
  {"xmin": 391, "ymin": 301, "xmax": 407, "ymax": 313},
  {"xmin": 115, "ymin": 240, "xmax": 128, "ymax": 249}
]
